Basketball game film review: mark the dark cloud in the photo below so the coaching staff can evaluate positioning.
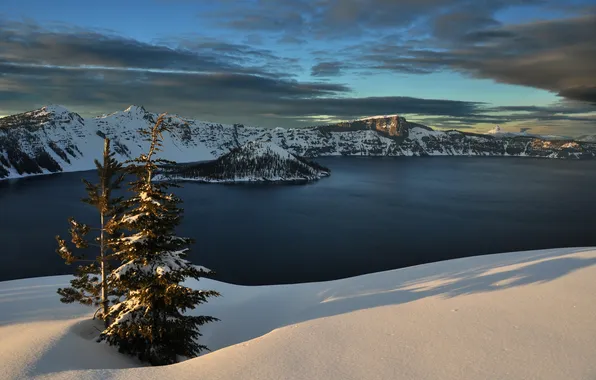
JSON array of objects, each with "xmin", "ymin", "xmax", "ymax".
[
  {"xmin": 557, "ymin": 87, "xmax": 596, "ymax": 104},
  {"xmin": 0, "ymin": 63, "xmax": 349, "ymax": 102},
  {"xmin": 0, "ymin": 18, "xmax": 296, "ymax": 78},
  {"xmin": 208, "ymin": 1, "xmax": 595, "ymax": 106},
  {"xmin": 432, "ymin": 10, "xmax": 501, "ymax": 42},
  {"xmin": 311, "ymin": 62, "xmax": 342, "ymax": 77},
  {"xmin": 0, "ymin": 61, "xmax": 489, "ymax": 126},
  {"xmin": 350, "ymin": 14, "xmax": 596, "ymax": 104},
  {"xmin": 208, "ymin": 0, "xmax": 546, "ymax": 40},
  {"xmin": 494, "ymin": 103, "xmax": 596, "ymax": 114},
  {"xmin": 274, "ymin": 96, "xmax": 486, "ymax": 119},
  {"xmin": 462, "ymin": 29, "xmax": 517, "ymax": 43},
  {"xmin": 0, "ymin": 15, "xmax": 493, "ymax": 128},
  {"xmin": 1, "ymin": 56, "xmax": 593, "ymax": 130}
]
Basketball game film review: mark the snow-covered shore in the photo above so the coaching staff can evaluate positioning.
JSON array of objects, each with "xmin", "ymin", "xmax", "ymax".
[{"xmin": 2, "ymin": 247, "xmax": 596, "ymax": 379}]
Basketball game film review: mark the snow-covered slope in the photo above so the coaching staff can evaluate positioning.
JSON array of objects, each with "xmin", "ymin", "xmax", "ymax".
[
  {"xmin": 2, "ymin": 106, "xmax": 595, "ymax": 181},
  {"xmin": 0, "ymin": 105, "xmax": 240, "ymax": 180},
  {"xmin": 1, "ymin": 247, "xmax": 596, "ymax": 379},
  {"xmin": 487, "ymin": 125, "xmax": 525, "ymax": 137},
  {"xmin": 577, "ymin": 134, "xmax": 596, "ymax": 142},
  {"xmin": 487, "ymin": 125, "xmax": 568, "ymax": 141},
  {"xmin": 164, "ymin": 141, "xmax": 330, "ymax": 183}
]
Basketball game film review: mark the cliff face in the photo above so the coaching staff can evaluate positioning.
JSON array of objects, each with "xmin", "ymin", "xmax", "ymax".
[
  {"xmin": 1, "ymin": 106, "xmax": 595, "ymax": 180},
  {"xmin": 316, "ymin": 115, "xmax": 408, "ymax": 137}
]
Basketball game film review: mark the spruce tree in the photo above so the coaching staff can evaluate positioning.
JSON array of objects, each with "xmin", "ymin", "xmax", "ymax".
[
  {"xmin": 100, "ymin": 114, "xmax": 220, "ymax": 365},
  {"xmin": 56, "ymin": 138, "xmax": 125, "ymax": 325}
]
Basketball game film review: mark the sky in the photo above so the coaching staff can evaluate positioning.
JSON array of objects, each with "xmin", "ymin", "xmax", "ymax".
[{"xmin": 0, "ymin": 0, "xmax": 595, "ymax": 136}]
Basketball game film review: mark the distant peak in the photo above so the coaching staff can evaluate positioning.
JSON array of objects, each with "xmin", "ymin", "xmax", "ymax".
[
  {"xmin": 40, "ymin": 105, "xmax": 71, "ymax": 116},
  {"xmin": 487, "ymin": 125, "xmax": 503, "ymax": 134},
  {"xmin": 355, "ymin": 114, "xmax": 401, "ymax": 122},
  {"xmin": 124, "ymin": 105, "xmax": 147, "ymax": 114}
]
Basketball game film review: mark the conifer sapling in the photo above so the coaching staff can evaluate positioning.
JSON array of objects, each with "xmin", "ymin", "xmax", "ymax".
[{"xmin": 56, "ymin": 138, "xmax": 125, "ymax": 325}]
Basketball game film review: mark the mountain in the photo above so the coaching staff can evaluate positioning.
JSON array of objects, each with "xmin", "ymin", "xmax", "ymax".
[
  {"xmin": 577, "ymin": 134, "xmax": 596, "ymax": 143},
  {"xmin": 487, "ymin": 125, "xmax": 568, "ymax": 140},
  {"xmin": 162, "ymin": 141, "xmax": 330, "ymax": 183},
  {"xmin": 0, "ymin": 105, "xmax": 237, "ymax": 180},
  {"xmin": 1, "ymin": 105, "xmax": 596, "ymax": 180},
  {"xmin": 317, "ymin": 114, "xmax": 407, "ymax": 137}
]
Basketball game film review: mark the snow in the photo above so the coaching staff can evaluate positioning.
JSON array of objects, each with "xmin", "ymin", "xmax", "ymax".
[
  {"xmin": 139, "ymin": 191, "xmax": 162, "ymax": 207},
  {"xmin": 487, "ymin": 125, "xmax": 506, "ymax": 135},
  {"xmin": 120, "ymin": 213, "xmax": 147, "ymax": 224},
  {"xmin": 354, "ymin": 114, "xmax": 401, "ymax": 121},
  {"xmin": 244, "ymin": 140, "xmax": 294, "ymax": 160},
  {"xmin": 123, "ymin": 105, "xmax": 147, "ymax": 115},
  {"xmin": 167, "ymin": 140, "xmax": 330, "ymax": 183},
  {"xmin": 1, "ymin": 105, "xmax": 593, "ymax": 182},
  {"xmin": 1, "ymin": 247, "xmax": 596, "ymax": 379},
  {"xmin": 561, "ymin": 142, "xmax": 580, "ymax": 149},
  {"xmin": 113, "ymin": 249, "xmax": 190, "ymax": 279},
  {"xmin": 118, "ymin": 232, "xmax": 147, "ymax": 245},
  {"xmin": 407, "ymin": 126, "xmax": 444, "ymax": 140},
  {"xmin": 486, "ymin": 125, "xmax": 568, "ymax": 141},
  {"xmin": 38, "ymin": 105, "xmax": 71, "ymax": 117}
]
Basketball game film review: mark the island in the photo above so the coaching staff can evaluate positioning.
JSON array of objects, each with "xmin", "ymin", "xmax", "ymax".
[{"xmin": 160, "ymin": 141, "xmax": 330, "ymax": 183}]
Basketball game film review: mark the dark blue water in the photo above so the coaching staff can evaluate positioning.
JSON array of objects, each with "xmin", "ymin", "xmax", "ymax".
[{"xmin": 1, "ymin": 157, "xmax": 595, "ymax": 285}]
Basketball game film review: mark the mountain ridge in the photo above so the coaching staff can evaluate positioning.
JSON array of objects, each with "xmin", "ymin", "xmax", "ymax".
[{"xmin": 1, "ymin": 105, "xmax": 595, "ymax": 180}]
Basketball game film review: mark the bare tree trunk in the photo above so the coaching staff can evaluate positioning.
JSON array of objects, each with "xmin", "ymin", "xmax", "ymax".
[
  {"xmin": 100, "ymin": 211, "xmax": 108, "ymax": 327},
  {"xmin": 100, "ymin": 138, "xmax": 109, "ymax": 327}
]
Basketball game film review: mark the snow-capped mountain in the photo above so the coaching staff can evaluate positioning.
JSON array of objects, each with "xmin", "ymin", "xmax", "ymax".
[
  {"xmin": 577, "ymin": 134, "xmax": 596, "ymax": 143},
  {"xmin": 1, "ymin": 105, "xmax": 595, "ymax": 180},
  {"xmin": 486, "ymin": 125, "xmax": 568, "ymax": 141},
  {"xmin": 163, "ymin": 141, "xmax": 330, "ymax": 183}
]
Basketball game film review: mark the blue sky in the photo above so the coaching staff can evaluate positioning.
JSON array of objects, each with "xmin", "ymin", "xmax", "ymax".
[{"xmin": 0, "ymin": 0, "xmax": 594, "ymax": 135}]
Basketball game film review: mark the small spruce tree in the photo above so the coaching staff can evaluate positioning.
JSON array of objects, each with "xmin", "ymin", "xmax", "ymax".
[
  {"xmin": 56, "ymin": 138, "xmax": 125, "ymax": 325},
  {"xmin": 100, "ymin": 113, "xmax": 220, "ymax": 365}
]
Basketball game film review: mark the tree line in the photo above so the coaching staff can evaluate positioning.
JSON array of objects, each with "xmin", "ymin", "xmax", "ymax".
[{"xmin": 175, "ymin": 144, "xmax": 330, "ymax": 181}]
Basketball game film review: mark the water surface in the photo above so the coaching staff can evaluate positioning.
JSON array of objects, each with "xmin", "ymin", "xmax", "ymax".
[{"xmin": 1, "ymin": 157, "xmax": 595, "ymax": 284}]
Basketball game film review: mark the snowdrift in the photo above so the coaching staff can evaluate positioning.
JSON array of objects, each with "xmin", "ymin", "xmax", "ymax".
[{"xmin": 1, "ymin": 247, "xmax": 596, "ymax": 379}]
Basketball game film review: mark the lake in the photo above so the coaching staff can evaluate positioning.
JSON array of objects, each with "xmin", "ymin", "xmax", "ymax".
[{"xmin": 1, "ymin": 157, "xmax": 595, "ymax": 285}]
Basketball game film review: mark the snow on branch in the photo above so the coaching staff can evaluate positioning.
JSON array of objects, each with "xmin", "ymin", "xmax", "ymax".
[{"xmin": 112, "ymin": 249, "xmax": 192, "ymax": 279}]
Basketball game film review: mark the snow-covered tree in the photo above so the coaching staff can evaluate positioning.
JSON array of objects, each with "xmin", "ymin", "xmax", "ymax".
[
  {"xmin": 56, "ymin": 138, "xmax": 125, "ymax": 325},
  {"xmin": 100, "ymin": 114, "xmax": 220, "ymax": 366}
]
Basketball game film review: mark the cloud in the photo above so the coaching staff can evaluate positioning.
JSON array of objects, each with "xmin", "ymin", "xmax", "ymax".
[
  {"xmin": 351, "ymin": 13, "xmax": 596, "ymax": 105},
  {"xmin": 0, "ymin": 49, "xmax": 593, "ymax": 131},
  {"xmin": 1, "ymin": 4, "xmax": 594, "ymax": 134},
  {"xmin": 311, "ymin": 62, "xmax": 342, "ymax": 77},
  {"xmin": 0, "ymin": 18, "xmax": 296, "ymax": 78},
  {"xmin": 0, "ymin": 60, "xmax": 487, "ymax": 125},
  {"xmin": 0, "ymin": 15, "xmax": 493, "ymax": 128},
  {"xmin": 557, "ymin": 87, "xmax": 596, "ymax": 104},
  {"xmin": 208, "ymin": 0, "xmax": 547, "ymax": 40},
  {"xmin": 208, "ymin": 1, "xmax": 595, "ymax": 105}
]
